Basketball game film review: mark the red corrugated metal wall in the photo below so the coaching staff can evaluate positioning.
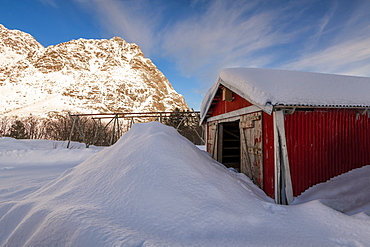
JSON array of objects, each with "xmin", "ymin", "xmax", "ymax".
[{"xmin": 284, "ymin": 108, "xmax": 370, "ymax": 196}]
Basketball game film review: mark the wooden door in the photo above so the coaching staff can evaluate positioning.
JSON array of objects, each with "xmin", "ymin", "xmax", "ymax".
[
  {"xmin": 207, "ymin": 122, "xmax": 219, "ymax": 160},
  {"xmin": 240, "ymin": 112, "xmax": 263, "ymax": 188}
]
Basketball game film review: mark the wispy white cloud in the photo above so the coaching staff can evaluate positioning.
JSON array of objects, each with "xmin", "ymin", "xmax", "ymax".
[
  {"xmin": 282, "ymin": 37, "xmax": 370, "ymax": 77},
  {"xmin": 307, "ymin": 3, "xmax": 337, "ymax": 51},
  {"xmin": 39, "ymin": 0, "xmax": 58, "ymax": 8},
  {"xmin": 281, "ymin": 0, "xmax": 370, "ymax": 77},
  {"xmin": 77, "ymin": 0, "xmax": 305, "ymax": 76},
  {"xmin": 160, "ymin": 0, "xmax": 305, "ymax": 80},
  {"xmin": 76, "ymin": 0, "xmax": 370, "ymax": 85},
  {"xmin": 77, "ymin": 0, "xmax": 162, "ymax": 56}
]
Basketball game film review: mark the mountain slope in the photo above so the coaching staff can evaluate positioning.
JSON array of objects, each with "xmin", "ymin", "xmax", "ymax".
[{"xmin": 0, "ymin": 24, "xmax": 189, "ymax": 117}]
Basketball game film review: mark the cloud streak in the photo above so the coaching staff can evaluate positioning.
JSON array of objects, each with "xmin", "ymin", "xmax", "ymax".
[
  {"xmin": 282, "ymin": 0, "xmax": 370, "ymax": 77},
  {"xmin": 79, "ymin": 0, "xmax": 162, "ymax": 56},
  {"xmin": 38, "ymin": 0, "xmax": 58, "ymax": 8},
  {"xmin": 79, "ymin": 1, "xmax": 304, "ymax": 71},
  {"xmin": 282, "ymin": 37, "xmax": 370, "ymax": 76},
  {"xmin": 162, "ymin": 1, "xmax": 284, "ymax": 77},
  {"xmin": 307, "ymin": 3, "xmax": 337, "ymax": 51},
  {"xmin": 78, "ymin": 0, "xmax": 370, "ymax": 85}
]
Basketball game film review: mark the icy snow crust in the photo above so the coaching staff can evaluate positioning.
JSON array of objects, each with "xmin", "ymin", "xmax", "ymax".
[
  {"xmin": 1, "ymin": 122, "xmax": 370, "ymax": 246},
  {"xmin": 201, "ymin": 68, "xmax": 370, "ymax": 122}
]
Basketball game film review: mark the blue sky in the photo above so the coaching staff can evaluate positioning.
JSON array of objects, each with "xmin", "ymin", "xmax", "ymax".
[{"xmin": 1, "ymin": 0, "xmax": 370, "ymax": 110}]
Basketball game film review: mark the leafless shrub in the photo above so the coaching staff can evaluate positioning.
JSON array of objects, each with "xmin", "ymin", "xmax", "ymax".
[{"xmin": 0, "ymin": 117, "xmax": 10, "ymax": 137}]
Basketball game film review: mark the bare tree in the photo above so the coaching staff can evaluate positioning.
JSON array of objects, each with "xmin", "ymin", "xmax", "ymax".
[
  {"xmin": 24, "ymin": 116, "xmax": 43, "ymax": 139},
  {"xmin": 0, "ymin": 117, "xmax": 11, "ymax": 137}
]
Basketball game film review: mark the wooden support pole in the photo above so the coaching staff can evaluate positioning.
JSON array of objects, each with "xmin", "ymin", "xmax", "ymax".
[
  {"xmin": 67, "ymin": 113, "xmax": 76, "ymax": 149},
  {"xmin": 110, "ymin": 115, "xmax": 117, "ymax": 145},
  {"xmin": 117, "ymin": 116, "xmax": 120, "ymax": 139},
  {"xmin": 91, "ymin": 118, "xmax": 103, "ymax": 146},
  {"xmin": 76, "ymin": 116, "xmax": 88, "ymax": 148},
  {"xmin": 130, "ymin": 117, "xmax": 134, "ymax": 128},
  {"xmin": 274, "ymin": 110, "xmax": 293, "ymax": 205},
  {"xmin": 176, "ymin": 117, "xmax": 186, "ymax": 130},
  {"xmin": 97, "ymin": 117, "xmax": 115, "ymax": 145}
]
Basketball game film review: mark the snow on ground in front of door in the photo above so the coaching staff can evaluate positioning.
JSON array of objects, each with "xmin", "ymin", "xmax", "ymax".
[{"xmin": 0, "ymin": 121, "xmax": 370, "ymax": 246}]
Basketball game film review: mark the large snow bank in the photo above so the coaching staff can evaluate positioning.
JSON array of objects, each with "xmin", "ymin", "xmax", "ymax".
[
  {"xmin": 201, "ymin": 68, "xmax": 370, "ymax": 121},
  {"xmin": 1, "ymin": 122, "xmax": 370, "ymax": 246}
]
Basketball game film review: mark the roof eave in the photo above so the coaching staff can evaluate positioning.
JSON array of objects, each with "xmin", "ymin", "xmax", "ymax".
[
  {"xmin": 200, "ymin": 79, "xmax": 274, "ymax": 125},
  {"xmin": 220, "ymin": 79, "xmax": 273, "ymax": 115},
  {"xmin": 273, "ymin": 104, "xmax": 370, "ymax": 110}
]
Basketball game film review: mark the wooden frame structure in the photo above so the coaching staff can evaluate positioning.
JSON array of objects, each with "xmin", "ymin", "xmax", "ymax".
[{"xmin": 67, "ymin": 111, "xmax": 203, "ymax": 148}]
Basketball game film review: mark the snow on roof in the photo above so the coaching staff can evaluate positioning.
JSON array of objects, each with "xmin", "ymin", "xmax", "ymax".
[{"xmin": 201, "ymin": 68, "xmax": 370, "ymax": 122}]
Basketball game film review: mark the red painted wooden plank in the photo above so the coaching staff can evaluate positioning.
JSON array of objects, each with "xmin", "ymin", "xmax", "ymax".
[{"xmin": 210, "ymin": 90, "xmax": 253, "ymax": 117}]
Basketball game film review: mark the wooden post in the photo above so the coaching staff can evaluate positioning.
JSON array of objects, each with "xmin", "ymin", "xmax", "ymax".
[
  {"xmin": 67, "ymin": 113, "xmax": 76, "ymax": 149},
  {"xmin": 217, "ymin": 123, "xmax": 223, "ymax": 163},
  {"xmin": 274, "ymin": 110, "xmax": 293, "ymax": 205},
  {"xmin": 189, "ymin": 124, "xmax": 205, "ymax": 144},
  {"xmin": 91, "ymin": 118, "xmax": 104, "ymax": 146},
  {"xmin": 110, "ymin": 115, "xmax": 117, "ymax": 145},
  {"xmin": 130, "ymin": 117, "xmax": 134, "ymax": 128},
  {"xmin": 117, "ymin": 116, "xmax": 120, "ymax": 140},
  {"xmin": 67, "ymin": 114, "xmax": 88, "ymax": 148},
  {"xmin": 98, "ymin": 118, "xmax": 103, "ymax": 146},
  {"xmin": 176, "ymin": 117, "xmax": 186, "ymax": 130},
  {"xmin": 78, "ymin": 117, "xmax": 88, "ymax": 147}
]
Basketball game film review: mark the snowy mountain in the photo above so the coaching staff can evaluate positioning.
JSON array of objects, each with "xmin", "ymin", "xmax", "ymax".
[{"xmin": 0, "ymin": 24, "xmax": 189, "ymax": 117}]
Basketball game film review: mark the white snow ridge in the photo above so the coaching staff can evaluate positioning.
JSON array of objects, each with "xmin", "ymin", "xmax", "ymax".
[{"xmin": 1, "ymin": 122, "xmax": 370, "ymax": 246}]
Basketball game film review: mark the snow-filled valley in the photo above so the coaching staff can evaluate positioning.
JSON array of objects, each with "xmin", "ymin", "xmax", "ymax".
[{"xmin": 1, "ymin": 122, "xmax": 370, "ymax": 246}]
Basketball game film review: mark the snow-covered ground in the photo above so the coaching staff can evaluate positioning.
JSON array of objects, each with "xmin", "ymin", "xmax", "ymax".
[{"xmin": 1, "ymin": 122, "xmax": 370, "ymax": 246}]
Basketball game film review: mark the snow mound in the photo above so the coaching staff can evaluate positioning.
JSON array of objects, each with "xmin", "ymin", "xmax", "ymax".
[
  {"xmin": 1, "ymin": 122, "xmax": 370, "ymax": 246},
  {"xmin": 293, "ymin": 165, "xmax": 370, "ymax": 216}
]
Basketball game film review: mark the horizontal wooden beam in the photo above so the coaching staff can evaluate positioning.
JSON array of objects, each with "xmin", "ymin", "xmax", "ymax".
[
  {"xmin": 206, "ymin": 105, "xmax": 261, "ymax": 123},
  {"xmin": 70, "ymin": 111, "xmax": 200, "ymax": 117}
]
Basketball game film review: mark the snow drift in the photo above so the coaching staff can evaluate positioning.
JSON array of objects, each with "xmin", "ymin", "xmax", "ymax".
[
  {"xmin": 1, "ymin": 122, "xmax": 370, "ymax": 246},
  {"xmin": 0, "ymin": 138, "xmax": 103, "ymax": 203}
]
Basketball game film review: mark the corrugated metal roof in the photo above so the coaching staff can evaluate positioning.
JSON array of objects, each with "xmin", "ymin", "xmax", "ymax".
[{"xmin": 201, "ymin": 68, "xmax": 370, "ymax": 123}]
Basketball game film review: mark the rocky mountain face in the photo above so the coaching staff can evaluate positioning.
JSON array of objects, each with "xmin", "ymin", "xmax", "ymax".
[{"xmin": 0, "ymin": 24, "xmax": 189, "ymax": 118}]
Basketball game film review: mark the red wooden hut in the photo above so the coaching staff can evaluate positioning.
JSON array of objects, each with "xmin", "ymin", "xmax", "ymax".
[{"xmin": 200, "ymin": 68, "xmax": 370, "ymax": 204}]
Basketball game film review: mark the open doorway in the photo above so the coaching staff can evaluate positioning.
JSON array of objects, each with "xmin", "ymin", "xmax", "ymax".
[
  {"xmin": 221, "ymin": 121, "xmax": 241, "ymax": 171},
  {"xmin": 207, "ymin": 113, "xmax": 263, "ymax": 187}
]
